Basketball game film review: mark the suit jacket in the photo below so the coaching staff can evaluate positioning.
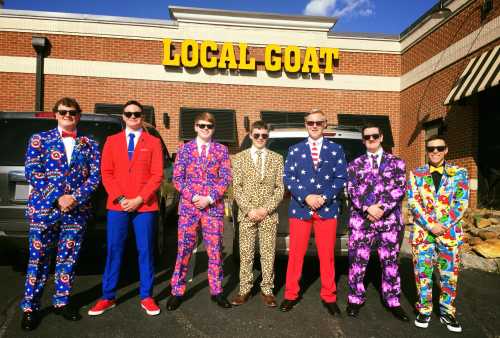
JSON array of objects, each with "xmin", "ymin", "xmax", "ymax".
[
  {"xmin": 407, "ymin": 163, "xmax": 469, "ymax": 246},
  {"xmin": 101, "ymin": 130, "xmax": 164, "ymax": 211},
  {"xmin": 347, "ymin": 152, "xmax": 406, "ymax": 232},
  {"xmin": 232, "ymin": 148, "xmax": 284, "ymax": 223},
  {"xmin": 173, "ymin": 140, "xmax": 232, "ymax": 217},
  {"xmin": 283, "ymin": 138, "xmax": 347, "ymax": 220},
  {"xmin": 25, "ymin": 128, "xmax": 101, "ymax": 224}
]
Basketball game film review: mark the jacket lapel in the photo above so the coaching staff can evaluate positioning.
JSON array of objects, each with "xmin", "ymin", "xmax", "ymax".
[
  {"xmin": 379, "ymin": 152, "xmax": 389, "ymax": 173},
  {"xmin": 436, "ymin": 163, "xmax": 450, "ymax": 197},
  {"xmin": 302, "ymin": 140, "xmax": 316, "ymax": 173},
  {"xmin": 129, "ymin": 132, "xmax": 146, "ymax": 168},
  {"xmin": 316, "ymin": 140, "xmax": 328, "ymax": 170},
  {"xmin": 245, "ymin": 149, "xmax": 260, "ymax": 179},
  {"xmin": 52, "ymin": 128, "xmax": 70, "ymax": 171},
  {"xmin": 421, "ymin": 164, "xmax": 437, "ymax": 202}
]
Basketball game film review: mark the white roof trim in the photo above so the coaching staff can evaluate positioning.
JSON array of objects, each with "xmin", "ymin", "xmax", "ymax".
[{"xmin": 169, "ymin": 6, "xmax": 337, "ymax": 32}]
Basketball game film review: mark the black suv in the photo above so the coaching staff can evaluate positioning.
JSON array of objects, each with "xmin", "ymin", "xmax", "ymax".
[{"xmin": 0, "ymin": 112, "xmax": 177, "ymax": 256}]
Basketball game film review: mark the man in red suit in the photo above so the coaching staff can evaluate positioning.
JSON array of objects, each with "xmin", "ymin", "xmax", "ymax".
[{"xmin": 88, "ymin": 100, "xmax": 163, "ymax": 316}]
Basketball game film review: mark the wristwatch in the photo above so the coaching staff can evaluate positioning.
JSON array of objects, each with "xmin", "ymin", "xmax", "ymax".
[{"xmin": 115, "ymin": 195, "xmax": 126, "ymax": 204}]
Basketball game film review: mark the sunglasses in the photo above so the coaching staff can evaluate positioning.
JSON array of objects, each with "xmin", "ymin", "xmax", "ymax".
[
  {"xmin": 426, "ymin": 146, "xmax": 447, "ymax": 153},
  {"xmin": 123, "ymin": 112, "xmax": 143, "ymax": 118},
  {"xmin": 252, "ymin": 133, "xmax": 269, "ymax": 140},
  {"xmin": 197, "ymin": 123, "xmax": 214, "ymax": 130},
  {"xmin": 306, "ymin": 120, "xmax": 325, "ymax": 127},
  {"xmin": 57, "ymin": 110, "xmax": 79, "ymax": 117},
  {"xmin": 363, "ymin": 134, "xmax": 380, "ymax": 141}
]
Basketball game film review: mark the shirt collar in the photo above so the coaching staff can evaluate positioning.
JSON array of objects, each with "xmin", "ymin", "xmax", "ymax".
[
  {"xmin": 126, "ymin": 127, "xmax": 142, "ymax": 137},
  {"xmin": 367, "ymin": 147, "xmax": 383, "ymax": 158},
  {"xmin": 58, "ymin": 126, "xmax": 77, "ymax": 137},
  {"xmin": 308, "ymin": 136, "xmax": 323, "ymax": 146},
  {"xmin": 196, "ymin": 136, "xmax": 211, "ymax": 148},
  {"xmin": 250, "ymin": 145, "xmax": 266, "ymax": 155}
]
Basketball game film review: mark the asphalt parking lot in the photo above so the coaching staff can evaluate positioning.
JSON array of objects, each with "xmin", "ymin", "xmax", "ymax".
[{"xmin": 1, "ymin": 219, "xmax": 499, "ymax": 338}]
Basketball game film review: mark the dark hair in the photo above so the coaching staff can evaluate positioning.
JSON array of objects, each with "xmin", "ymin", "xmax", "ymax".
[
  {"xmin": 426, "ymin": 134, "xmax": 447, "ymax": 146},
  {"xmin": 250, "ymin": 120, "xmax": 268, "ymax": 132},
  {"xmin": 194, "ymin": 111, "xmax": 215, "ymax": 125},
  {"xmin": 361, "ymin": 122, "xmax": 383, "ymax": 136},
  {"xmin": 52, "ymin": 97, "xmax": 81, "ymax": 113},
  {"xmin": 123, "ymin": 100, "xmax": 143, "ymax": 112}
]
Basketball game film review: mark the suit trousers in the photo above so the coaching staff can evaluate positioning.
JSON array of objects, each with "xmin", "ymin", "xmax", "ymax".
[
  {"xmin": 102, "ymin": 210, "xmax": 156, "ymax": 300},
  {"xmin": 21, "ymin": 220, "xmax": 85, "ymax": 311},
  {"xmin": 171, "ymin": 213, "xmax": 224, "ymax": 296},
  {"xmin": 238, "ymin": 216, "xmax": 277, "ymax": 296},
  {"xmin": 347, "ymin": 227, "xmax": 402, "ymax": 307},
  {"xmin": 284, "ymin": 214, "xmax": 337, "ymax": 302},
  {"xmin": 412, "ymin": 241, "xmax": 460, "ymax": 316}
]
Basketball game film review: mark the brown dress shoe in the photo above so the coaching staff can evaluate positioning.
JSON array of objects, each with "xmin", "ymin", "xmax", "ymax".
[
  {"xmin": 231, "ymin": 293, "xmax": 251, "ymax": 306},
  {"xmin": 261, "ymin": 293, "xmax": 277, "ymax": 307}
]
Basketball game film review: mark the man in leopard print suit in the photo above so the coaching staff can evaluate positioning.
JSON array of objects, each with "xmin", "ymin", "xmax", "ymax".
[{"xmin": 231, "ymin": 120, "xmax": 284, "ymax": 307}]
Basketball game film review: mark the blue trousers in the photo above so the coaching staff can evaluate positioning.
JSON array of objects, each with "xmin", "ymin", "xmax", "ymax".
[{"xmin": 102, "ymin": 211, "xmax": 156, "ymax": 300}]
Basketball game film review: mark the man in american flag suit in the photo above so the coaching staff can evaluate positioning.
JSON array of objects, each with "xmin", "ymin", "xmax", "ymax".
[{"xmin": 279, "ymin": 109, "xmax": 347, "ymax": 316}]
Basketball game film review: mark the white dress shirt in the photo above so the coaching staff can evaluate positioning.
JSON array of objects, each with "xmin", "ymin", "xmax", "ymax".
[
  {"xmin": 125, "ymin": 127, "xmax": 142, "ymax": 149},
  {"xmin": 250, "ymin": 146, "xmax": 267, "ymax": 176},
  {"xmin": 58, "ymin": 126, "xmax": 76, "ymax": 165},
  {"xmin": 196, "ymin": 136, "xmax": 210, "ymax": 155},
  {"xmin": 367, "ymin": 147, "xmax": 384, "ymax": 168}
]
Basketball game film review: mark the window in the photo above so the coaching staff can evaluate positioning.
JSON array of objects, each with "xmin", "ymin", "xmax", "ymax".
[
  {"xmin": 95, "ymin": 103, "xmax": 156, "ymax": 125},
  {"xmin": 179, "ymin": 107, "xmax": 237, "ymax": 143},
  {"xmin": 261, "ymin": 111, "xmax": 307, "ymax": 125}
]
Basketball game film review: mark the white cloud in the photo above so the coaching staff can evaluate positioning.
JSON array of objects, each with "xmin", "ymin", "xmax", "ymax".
[{"xmin": 303, "ymin": 0, "xmax": 374, "ymax": 18}]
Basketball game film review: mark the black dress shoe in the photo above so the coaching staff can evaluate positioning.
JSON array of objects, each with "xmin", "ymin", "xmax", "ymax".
[
  {"xmin": 210, "ymin": 294, "xmax": 231, "ymax": 309},
  {"xmin": 346, "ymin": 303, "xmax": 362, "ymax": 317},
  {"xmin": 322, "ymin": 301, "xmax": 341, "ymax": 316},
  {"xmin": 54, "ymin": 305, "xmax": 82, "ymax": 321},
  {"xmin": 388, "ymin": 306, "xmax": 409, "ymax": 322},
  {"xmin": 279, "ymin": 299, "xmax": 300, "ymax": 312},
  {"xmin": 166, "ymin": 296, "xmax": 183, "ymax": 311},
  {"xmin": 21, "ymin": 311, "xmax": 39, "ymax": 331}
]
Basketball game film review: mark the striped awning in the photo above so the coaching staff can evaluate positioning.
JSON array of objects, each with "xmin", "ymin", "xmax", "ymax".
[{"xmin": 444, "ymin": 45, "xmax": 499, "ymax": 105}]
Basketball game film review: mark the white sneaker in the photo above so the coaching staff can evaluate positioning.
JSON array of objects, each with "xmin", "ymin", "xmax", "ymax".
[
  {"xmin": 414, "ymin": 313, "xmax": 431, "ymax": 329},
  {"xmin": 440, "ymin": 313, "xmax": 462, "ymax": 333}
]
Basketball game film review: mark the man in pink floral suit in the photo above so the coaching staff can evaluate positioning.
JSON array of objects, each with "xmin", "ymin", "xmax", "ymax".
[
  {"xmin": 167, "ymin": 112, "xmax": 232, "ymax": 310},
  {"xmin": 346, "ymin": 123, "xmax": 408, "ymax": 321}
]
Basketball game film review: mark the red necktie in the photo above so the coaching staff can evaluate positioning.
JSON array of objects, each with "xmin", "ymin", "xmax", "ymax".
[
  {"xmin": 201, "ymin": 144, "xmax": 207, "ymax": 162},
  {"xmin": 311, "ymin": 142, "xmax": 319, "ymax": 168},
  {"xmin": 61, "ymin": 130, "xmax": 76, "ymax": 139}
]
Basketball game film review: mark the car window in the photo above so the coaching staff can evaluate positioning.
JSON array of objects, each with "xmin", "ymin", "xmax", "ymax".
[
  {"xmin": 0, "ymin": 118, "xmax": 122, "ymax": 166},
  {"xmin": 268, "ymin": 137, "xmax": 364, "ymax": 163}
]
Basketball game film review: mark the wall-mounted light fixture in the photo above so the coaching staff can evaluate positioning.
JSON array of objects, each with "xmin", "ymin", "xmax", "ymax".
[
  {"xmin": 163, "ymin": 112, "xmax": 170, "ymax": 128},
  {"xmin": 481, "ymin": 0, "xmax": 493, "ymax": 21},
  {"xmin": 431, "ymin": 0, "xmax": 452, "ymax": 19},
  {"xmin": 32, "ymin": 36, "xmax": 51, "ymax": 111},
  {"xmin": 244, "ymin": 116, "xmax": 250, "ymax": 132}
]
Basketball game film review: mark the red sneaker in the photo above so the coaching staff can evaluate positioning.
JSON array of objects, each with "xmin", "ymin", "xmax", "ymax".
[
  {"xmin": 141, "ymin": 297, "xmax": 160, "ymax": 316},
  {"xmin": 88, "ymin": 299, "xmax": 116, "ymax": 316}
]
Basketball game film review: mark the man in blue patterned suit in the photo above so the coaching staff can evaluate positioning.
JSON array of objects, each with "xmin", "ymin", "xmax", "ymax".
[
  {"xmin": 280, "ymin": 109, "xmax": 347, "ymax": 316},
  {"xmin": 20, "ymin": 97, "xmax": 101, "ymax": 331}
]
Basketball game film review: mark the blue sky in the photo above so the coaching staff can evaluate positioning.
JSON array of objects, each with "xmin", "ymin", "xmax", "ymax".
[{"xmin": 3, "ymin": 0, "xmax": 438, "ymax": 35}]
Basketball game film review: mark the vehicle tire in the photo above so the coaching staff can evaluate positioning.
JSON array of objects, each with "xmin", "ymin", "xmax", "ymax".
[
  {"xmin": 155, "ymin": 198, "xmax": 167, "ymax": 260},
  {"xmin": 231, "ymin": 201, "xmax": 240, "ymax": 269}
]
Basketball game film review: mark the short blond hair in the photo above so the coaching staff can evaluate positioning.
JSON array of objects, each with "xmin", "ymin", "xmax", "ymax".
[{"xmin": 305, "ymin": 108, "xmax": 326, "ymax": 120}]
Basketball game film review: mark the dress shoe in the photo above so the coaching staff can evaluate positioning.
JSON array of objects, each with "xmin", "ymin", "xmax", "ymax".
[
  {"xmin": 231, "ymin": 293, "xmax": 251, "ymax": 306},
  {"xmin": 54, "ymin": 305, "xmax": 82, "ymax": 321},
  {"xmin": 346, "ymin": 303, "xmax": 362, "ymax": 317},
  {"xmin": 322, "ymin": 301, "xmax": 341, "ymax": 316},
  {"xmin": 21, "ymin": 311, "xmax": 39, "ymax": 331},
  {"xmin": 166, "ymin": 296, "xmax": 183, "ymax": 311},
  {"xmin": 279, "ymin": 299, "xmax": 299, "ymax": 312},
  {"xmin": 211, "ymin": 294, "xmax": 232, "ymax": 309},
  {"xmin": 260, "ymin": 293, "xmax": 277, "ymax": 307},
  {"xmin": 388, "ymin": 306, "xmax": 409, "ymax": 322}
]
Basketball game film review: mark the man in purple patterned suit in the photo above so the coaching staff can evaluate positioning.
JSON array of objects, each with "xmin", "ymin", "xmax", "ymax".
[{"xmin": 346, "ymin": 123, "xmax": 408, "ymax": 321}]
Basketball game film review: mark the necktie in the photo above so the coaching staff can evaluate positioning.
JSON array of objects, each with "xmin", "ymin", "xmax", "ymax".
[
  {"xmin": 371, "ymin": 154, "xmax": 379, "ymax": 170},
  {"xmin": 256, "ymin": 150, "xmax": 263, "ymax": 178},
  {"xmin": 61, "ymin": 130, "xmax": 76, "ymax": 139},
  {"xmin": 311, "ymin": 142, "xmax": 319, "ymax": 168},
  {"xmin": 201, "ymin": 144, "xmax": 207, "ymax": 162},
  {"xmin": 128, "ymin": 133, "xmax": 135, "ymax": 160},
  {"xmin": 430, "ymin": 165, "xmax": 444, "ymax": 174}
]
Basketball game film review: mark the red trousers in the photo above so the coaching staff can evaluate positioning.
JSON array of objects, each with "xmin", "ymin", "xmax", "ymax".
[{"xmin": 284, "ymin": 214, "xmax": 337, "ymax": 302}]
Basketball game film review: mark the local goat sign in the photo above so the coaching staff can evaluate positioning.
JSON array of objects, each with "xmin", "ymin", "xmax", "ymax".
[{"xmin": 162, "ymin": 39, "xmax": 339, "ymax": 74}]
